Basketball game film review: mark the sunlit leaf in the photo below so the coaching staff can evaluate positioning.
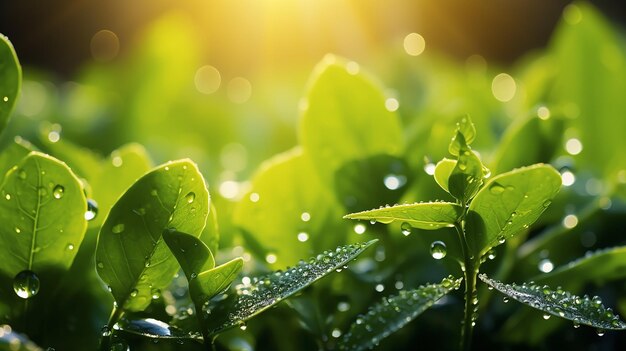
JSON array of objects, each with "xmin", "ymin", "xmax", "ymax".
[
  {"xmin": 479, "ymin": 273, "xmax": 626, "ymax": 330},
  {"xmin": 0, "ymin": 152, "xmax": 87, "ymax": 278},
  {"xmin": 163, "ymin": 229, "xmax": 242, "ymax": 302},
  {"xmin": 448, "ymin": 132, "xmax": 484, "ymax": 203},
  {"xmin": 233, "ymin": 148, "xmax": 343, "ymax": 267},
  {"xmin": 96, "ymin": 160, "xmax": 209, "ymax": 312},
  {"xmin": 300, "ymin": 56, "xmax": 403, "ymax": 184},
  {"xmin": 0, "ymin": 139, "xmax": 33, "ymax": 183},
  {"xmin": 203, "ymin": 240, "xmax": 377, "ymax": 335},
  {"xmin": 433, "ymin": 158, "xmax": 456, "ymax": 193},
  {"xmin": 465, "ymin": 164, "xmax": 561, "ymax": 257},
  {"xmin": 344, "ymin": 202, "xmax": 462, "ymax": 230},
  {"xmin": 549, "ymin": 2, "xmax": 626, "ymax": 176},
  {"xmin": 338, "ymin": 276, "xmax": 462, "ymax": 351},
  {"xmin": 0, "ymin": 34, "xmax": 21, "ymax": 134}
]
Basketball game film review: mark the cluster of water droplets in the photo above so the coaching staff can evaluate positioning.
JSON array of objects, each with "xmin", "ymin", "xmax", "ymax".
[
  {"xmin": 478, "ymin": 273, "xmax": 626, "ymax": 333},
  {"xmin": 202, "ymin": 241, "xmax": 374, "ymax": 334},
  {"xmin": 338, "ymin": 276, "xmax": 461, "ymax": 350}
]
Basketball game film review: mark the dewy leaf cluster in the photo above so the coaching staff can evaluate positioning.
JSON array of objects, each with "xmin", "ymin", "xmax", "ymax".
[{"xmin": 2, "ymin": 2, "xmax": 626, "ymax": 350}]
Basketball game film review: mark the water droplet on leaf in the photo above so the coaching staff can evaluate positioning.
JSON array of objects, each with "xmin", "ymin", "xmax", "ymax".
[
  {"xmin": 489, "ymin": 183, "xmax": 505, "ymax": 194},
  {"xmin": 185, "ymin": 192, "xmax": 195, "ymax": 203},
  {"xmin": 401, "ymin": 222, "xmax": 412, "ymax": 236},
  {"xmin": 52, "ymin": 185, "xmax": 64, "ymax": 199},
  {"xmin": 13, "ymin": 270, "xmax": 40, "ymax": 299},
  {"xmin": 85, "ymin": 199, "xmax": 98, "ymax": 221}
]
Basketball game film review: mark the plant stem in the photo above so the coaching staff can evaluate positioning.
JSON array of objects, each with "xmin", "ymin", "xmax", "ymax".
[
  {"xmin": 455, "ymin": 222, "xmax": 478, "ymax": 351},
  {"xmin": 193, "ymin": 298, "xmax": 213, "ymax": 350},
  {"xmin": 99, "ymin": 304, "xmax": 125, "ymax": 351}
]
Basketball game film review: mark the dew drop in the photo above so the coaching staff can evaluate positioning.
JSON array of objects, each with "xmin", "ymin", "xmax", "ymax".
[
  {"xmin": 489, "ymin": 183, "xmax": 505, "ymax": 194},
  {"xmin": 487, "ymin": 249, "xmax": 496, "ymax": 260},
  {"xmin": 130, "ymin": 289, "xmax": 138, "ymax": 297},
  {"xmin": 112, "ymin": 223, "xmax": 125, "ymax": 234},
  {"xmin": 2, "ymin": 96, "xmax": 8, "ymax": 102},
  {"xmin": 185, "ymin": 192, "xmax": 195, "ymax": 203},
  {"xmin": 13, "ymin": 270, "xmax": 40, "ymax": 299},
  {"xmin": 97, "ymin": 261, "xmax": 104, "ymax": 269},
  {"xmin": 240, "ymin": 324, "xmax": 247, "ymax": 331},
  {"xmin": 52, "ymin": 185, "xmax": 65, "ymax": 199},
  {"xmin": 101, "ymin": 326, "xmax": 112, "ymax": 337},
  {"xmin": 503, "ymin": 297, "xmax": 509, "ymax": 303},
  {"xmin": 84, "ymin": 199, "xmax": 99, "ymax": 221},
  {"xmin": 596, "ymin": 329, "xmax": 605, "ymax": 336},
  {"xmin": 18, "ymin": 170, "xmax": 26, "ymax": 180},
  {"xmin": 300, "ymin": 212, "xmax": 311, "ymax": 222},
  {"xmin": 542, "ymin": 313, "xmax": 551, "ymax": 320},
  {"xmin": 498, "ymin": 236, "xmax": 506, "ymax": 244},
  {"xmin": 67, "ymin": 243, "xmax": 74, "ymax": 250},
  {"xmin": 14, "ymin": 227, "xmax": 21, "ymax": 234},
  {"xmin": 430, "ymin": 241, "xmax": 447, "ymax": 260},
  {"xmin": 5, "ymin": 193, "xmax": 10, "ymax": 200},
  {"xmin": 401, "ymin": 222, "xmax": 412, "ymax": 236}
]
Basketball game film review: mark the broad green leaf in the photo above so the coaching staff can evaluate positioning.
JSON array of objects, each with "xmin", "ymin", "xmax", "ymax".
[
  {"xmin": 0, "ymin": 152, "xmax": 87, "ymax": 278},
  {"xmin": 465, "ymin": 164, "xmax": 561, "ymax": 257},
  {"xmin": 116, "ymin": 318, "xmax": 201, "ymax": 341},
  {"xmin": 95, "ymin": 160, "xmax": 209, "ymax": 312},
  {"xmin": 433, "ymin": 158, "xmax": 456, "ymax": 193},
  {"xmin": 490, "ymin": 115, "xmax": 565, "ymax": 176},
  {"xmin": 203, "ymin": 240, "xmax": 377, "ymax": 335},
  {"xmin": 448, "ymin": 115, "xmax": 476, "ymax": 156},
  {"xmin": 344, "ymin": 202, "xmax": 462, "ymax": 230},
  {"xmin": 448, "ymin": 132, "xmax": 484, "ymax": 203},
  {"xmin": 233, "ymin": 148, "xmax": 343, "ymax": 267},
  {"xmin": 338, "ymin": 276, "xmax": 462, "ymax": 351},
  {"xmin": 479, "ymin": 274, "xmax": 626, "ymax": 330},
  {"xmin": 0, "ymin": 34, "xmax": 21, "ymax": 133},
  {"xmin": 0, "ymin": 139, "xmax": 32, "ymax": 182},
  {"xmin": 502, "ymin": 247, "xmax": 626, "ymax": 343},
  {"xmin": 549, "ymin": 2, "xmax": 626, "ymax": 176},
  {"xmin": 163, "ymin": 229, "xmax": 242, "ymax": 302},
  {"xmin": 300, "ymin": 56, "xmax": 403, "ymax": 184}
]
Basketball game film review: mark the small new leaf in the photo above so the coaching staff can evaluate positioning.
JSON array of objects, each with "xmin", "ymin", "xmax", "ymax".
[
  {"xmin": 448, "ymin": 115, "xmax": 476, "ymax": 156},
  {"xmin": 479, "ymin": 274, "xmax": 626, "ymax": 330},
  {"xmin": 344, "ymin": 202, "xmax": 462, "ymax": 230},
  {"xmin": 203, "ymin": 240, "xmax": 377, "ymax": 335},
  {"xmin": 163, "ymin": 228, "xmax": 242, "ymax": 303},
  {"xmin": 339, "ymin": 276, "xmax": 462, "ymax": 351},
  {"xmin": 448, "ymin": 132, "xmax": 484, "ymax": 203}
]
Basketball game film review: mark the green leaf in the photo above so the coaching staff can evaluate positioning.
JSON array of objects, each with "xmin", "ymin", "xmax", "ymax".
[
  {"xmin": 448, "ymin": 115, "xmax": 476, "ymax": 156},
  {"xmin": 300, "ymin": 56, "xmax": 403, "ymax": 184},
  {"xmin": 433, "ymin": 158, "xmax": 456, "ymax": 193},
  {"xmin": 0, "ymin": 152, "xmax": 87, "ymax": 278},
  {"xmin": 233, "ymin": 148, "xmax": 343, "ymax": 267},
  {"xmin": 549, "ymin": 2, "xmax": 626, "ymax": 176},
  {"xmin": 479, "ymin": 274, "xmax": 626, "ymax": 330},
  {"xmin": 344, "ymin": 202, "xmax": 462, "ymax": 230},
  {"xmin": 201, "ymin": 202, "xmax": 219, "ymax": 257},
  {"xmin": 0, "ymin": 139, "xmax": 33, "ymax": 183},
  {"xmin": 116, "ymin": 318, "xmax": 201, "ymax": 341},
  {"xmin": 339, "ymin": 276, "xmax": 462, "ymax": 351},
  {"xmin": 465, "ymin": 164, "xmax": 561, "ymax": 257},
  {"xmin": 448, "ymin": 132, "xmax": 484, "ymax": 203},
  {"xmin": 163, "ymin": 229, "xmax": 242, "ymax": 302},
  {"xmin": 502, "ymin": 247, "xmax": 626, "ymax": 343},
  {"xmin": 0, "ymin": 34, "xmax": 22, "ymax": 133},
  {"xmin": 203, "ymin": 240, "xmax": 377, "ymax": 335},
  {"xmin": 95, "ymin": 160, "xmax": 209, "ymax": 312}
]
